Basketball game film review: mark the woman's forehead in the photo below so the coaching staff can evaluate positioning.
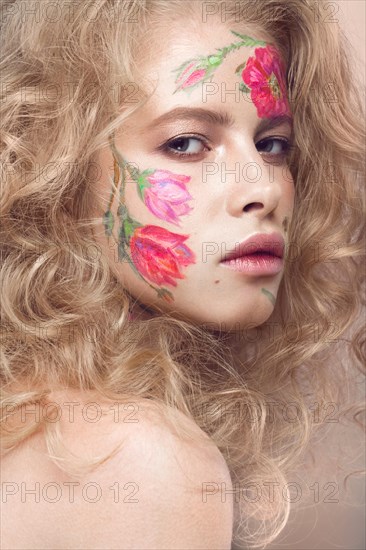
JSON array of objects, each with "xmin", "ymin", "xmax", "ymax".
[
  {"xmin": 137, "ymin": 22, "xmax": 275, "ymax": 67},
  {"xmin": 125, "ymin": 28, "xmax": 291, "ymax": 128}
]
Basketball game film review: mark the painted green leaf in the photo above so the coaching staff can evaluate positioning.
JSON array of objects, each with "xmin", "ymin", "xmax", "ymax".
[
  {"xmin": 207, "ymin": 55, "xmax": 222, "ymax": 66},
  {"xmin": 123, "ymin": 217, "xmax": 142, "ymax": 242},
  {"xmin": 123, "ymin": 218, "xmax": 135, "ymax": 241},
  {"xmin": 239, "ymin": 82, "xmax": 251, "ymax": 94},
  {"xmin": 125, "ymin": 164, "xmax": 139, "ymax": 182},
  {"xmin": 117, "ymin": 204, "xmax": 128, "ymax": 221},
  {"xmin": 156, "ymin": 288, "xmax": 175, "ymax": 303},
  {"xmin": 118, "ymin": 239, "xmax": 129, "ymax": 264},
  {"xmin": 136, "ymin": 178, "xmax": 145, "ymax": 200},
  {"xmin": 261, "ymin": 288, "xmax": 276, "ymax": 305},
  {"xmin": 230, "ymin": 31, "xmax": 267, "ymax": 47},
  {"xmin": 136, "ymin": 169, "xmax": 155, "ymax": 198},
  {"xmin": 139, "ymin": 169, "xmax": 155, "ymax": 178},
  {"xmin": 102, "ymin": 210, "xmax": 114, "ymax": 237},
  {"xmin": 235, "ymin": 61, "xmax": 247, "ymax": 75}
]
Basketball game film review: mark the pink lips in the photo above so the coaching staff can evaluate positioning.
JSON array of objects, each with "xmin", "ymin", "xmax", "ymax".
[{"xmin": 219, "ymin": 232, "xmax": 285, "ymax": 276}]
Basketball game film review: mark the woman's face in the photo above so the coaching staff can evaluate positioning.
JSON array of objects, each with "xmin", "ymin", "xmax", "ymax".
[{"xmin": 92, "ymin": 22, "xmax": 295, "ymax": 331}]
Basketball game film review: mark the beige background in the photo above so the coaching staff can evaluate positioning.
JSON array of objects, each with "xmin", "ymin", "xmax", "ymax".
[
  {"xmin": 337, "ymin": 0, "xmax": 365, "ymax": 86},
  {"xmin": 266, "ymin": 2, "xmax": 366, "ymax": 549},
  {"xmin": 338, "ymin": 0, "xmax": 366, "ymax": 75}
]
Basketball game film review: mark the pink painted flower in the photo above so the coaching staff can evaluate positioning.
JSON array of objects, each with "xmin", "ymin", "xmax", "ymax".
[
  {"xmin": 173, "ymin": 55, "xmax": 223, "ymax": 93},
  {"xmin": 143, "ymin": 170, "xmax": 193, "ymax": 226},
  {"xmin": 176, "ymin": 62, "xmax": 207, "ymax": 89},
  {"xmin": 129, "ymin": 225, "xmax": 196, "ymax": 287},
  {"xmin": 242, "ymin": 45, "xmax": 291, "ymax": 118}
]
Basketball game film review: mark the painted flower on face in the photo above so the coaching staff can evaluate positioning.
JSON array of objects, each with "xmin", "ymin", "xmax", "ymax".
[
  {"xmin": 135, "ymin": 169, "xmax": 193, "ymax": 226},
  {"xmin": 104, "ymin": 137, "xmax": 197, "ymax": 303},
  {"xmin": 172, "ymin": 32, "xmax": 267, "ymax": 94},
  {"xmin": 241, "ymin": 45, "xmax": 291, "ymax": 118},
  {"xmin": 173, "ymin": 55, "xmax": 223, "ymax": 93},
  {"xmin": 129, "ymin": 225, "xmax": 196, "ymax": 287}
]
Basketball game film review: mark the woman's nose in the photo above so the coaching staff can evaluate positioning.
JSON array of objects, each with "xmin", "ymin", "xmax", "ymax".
[{"xmin": 223, "ymin": 146, "xmax": 282, "ymax": 219}]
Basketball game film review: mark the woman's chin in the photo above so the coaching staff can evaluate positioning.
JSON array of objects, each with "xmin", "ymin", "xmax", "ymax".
[{"xmin": 154, "ymin": 304, "xmax": 273, "ymax": 333}]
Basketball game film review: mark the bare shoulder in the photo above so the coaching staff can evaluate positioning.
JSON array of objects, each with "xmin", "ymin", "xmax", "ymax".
[
  {"xmin": 1, "ymin": 394, "xmax": 234, "ymax": 549},
  {"xmin": 75, "ymin": 397, "xmax": 234, "ymax": 548}
]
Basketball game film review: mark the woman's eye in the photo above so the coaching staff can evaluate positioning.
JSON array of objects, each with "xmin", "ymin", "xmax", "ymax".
[
  {"xmin": 160, "ymin": 135, "xmax": 210, "ymax": 159},
  {"xmin": 158, "ymin": 135, "xmax": 291, "ymax": 163},
  {"xmin": 256, "ymin": 137, "xmax": 291, "ymax": 163}
]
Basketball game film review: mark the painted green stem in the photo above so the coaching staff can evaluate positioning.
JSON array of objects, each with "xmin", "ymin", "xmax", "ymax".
[
  {"xmin": 261, "ymin": 287, "xmax": 276, "ymax": 305},
  {"xmin": 216, "ymin": 33, "xmax": 266, "ymax": 58},
  {"xmin": 104, "ymin": 133, "xmax": 174, "ymax": 303}
]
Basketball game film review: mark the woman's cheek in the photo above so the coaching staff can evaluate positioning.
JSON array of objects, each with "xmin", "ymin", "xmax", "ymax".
[{"xmin": 102, "ymin": 139, "xmax": 197, "ymax": 303}]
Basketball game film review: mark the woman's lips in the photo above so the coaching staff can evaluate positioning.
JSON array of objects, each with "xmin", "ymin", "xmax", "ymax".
[
  {"xmin": 219, "ymin": 231, "xmax": 285, "ymax": 275},
  {"xmin": 219, "ymin": 251, "xmax": 284, "ymax": 275},
  {"xmin": 221, "ymin": 232, "xmax": 285, "ymax": 262}
]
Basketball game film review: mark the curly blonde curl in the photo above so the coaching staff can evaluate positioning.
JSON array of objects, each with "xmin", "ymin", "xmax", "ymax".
[{"xmin": 1, "ymin": 0, "xmax": 365, "ymax": 547}]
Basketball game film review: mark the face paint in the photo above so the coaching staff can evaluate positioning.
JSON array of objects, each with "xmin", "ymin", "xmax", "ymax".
[
  {"xmin": 125, "ymin": 166, "xmax": 193, "ymax": 227},
  {"xmin": 261, "ymin": 287, "xmax": 276, "ymax": 305},
  {"xmin": 239, "ymin": 45, "xmax": 291, "ymax": 118},
  {"xmin": 102, "ymin": 134, "xmax": 196, "ymax": 303},
  {"xmin": 172, "ymin": 30, "xmax": 290, "ymax": 119},
  {"xmin": 172, "ymin": 31, "xmax": 266, "ymax": 93},
  {"xmin": 108, "ymin": 138, "xmax": 193, "ymax": 227}
]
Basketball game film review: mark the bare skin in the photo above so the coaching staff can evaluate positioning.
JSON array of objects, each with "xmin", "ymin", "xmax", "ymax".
[{"xmin": 1, "ymin": 391, "xmax": 234, "ymax": 548}]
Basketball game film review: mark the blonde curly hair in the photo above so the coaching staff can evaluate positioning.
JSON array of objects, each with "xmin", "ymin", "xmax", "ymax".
[{"xmin": 1, "ymin": 0, "xmax": 365, "ymax": 547}]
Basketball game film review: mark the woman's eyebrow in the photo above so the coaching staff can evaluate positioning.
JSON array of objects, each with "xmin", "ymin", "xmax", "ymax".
[
  {"xmin": 146, "ymin": 107, "xmax": 235, "ymax": 129},
  {"xmin": 254, "ymin": 115, "xmax": 293, "ymax": 137},
  {"xmin": 146, "ymin": 107, "xmax": 292, "ymax": 133}
]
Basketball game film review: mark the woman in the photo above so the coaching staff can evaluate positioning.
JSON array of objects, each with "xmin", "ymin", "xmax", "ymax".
[{"xmin": 1, "ymin": 0, "xmax": 364, "ymax": 548}]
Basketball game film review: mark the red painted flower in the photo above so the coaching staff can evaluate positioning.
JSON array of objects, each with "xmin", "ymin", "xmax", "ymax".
[
  {"xmin": 129, "ymin": 225, "xmax": 196, "ymax": 287},
  {"xmin": 242, "ymin": 45, "xmax": 291, "ymax": 118}
]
